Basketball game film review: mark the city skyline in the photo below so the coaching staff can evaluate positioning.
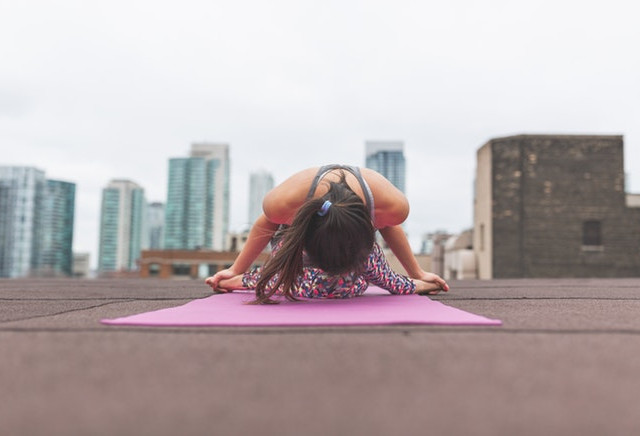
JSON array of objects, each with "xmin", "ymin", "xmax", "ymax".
[
  {"xmin": 6, "ymin": 134, "xmax": 640, "ymax": 272},
  {"xmin": 2, "ymin": 1, "xmax": 639, "ymax": 270}
]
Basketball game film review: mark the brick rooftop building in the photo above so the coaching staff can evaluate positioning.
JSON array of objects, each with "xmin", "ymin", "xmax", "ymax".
[
  {"xmin": 474, "ymin": 134, "xmax": 640, "ymax": 278},
  {"xmin": 138, "ymin": 249, "xmax": 270, "ymax": 279}
]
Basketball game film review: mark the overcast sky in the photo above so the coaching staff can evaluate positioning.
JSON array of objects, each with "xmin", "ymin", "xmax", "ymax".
[{"xmin": 2, "ymin": 0, "xmax": 639, "ymax": 267}]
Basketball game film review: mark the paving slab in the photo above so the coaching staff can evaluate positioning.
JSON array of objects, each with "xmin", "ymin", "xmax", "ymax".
[
  {"xmin": 441, "ymin": 278, "xmax": 640, "ymax": 299},
  {"xmin": 0, "ymin": 278, "xmax": 209, "ymax": 299},
  {"xmin": 0, "ymin": 300, "xmax": 122, "ymax": 323},
  {"xmin": 450, "ymin": 299, "xmax": 640, "ymax": 331},
  {"xmin": 2, "ymin": 278, "xmax": 640, "ymax": 436}
]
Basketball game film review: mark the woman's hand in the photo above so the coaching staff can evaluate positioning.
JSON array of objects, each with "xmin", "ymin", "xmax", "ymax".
[
  {"xmin": 205, "ymin": 268, "xmax": 240, "ymax": 293},
  {"xmin": 218, "ymin": 274, "xmax": 247, "ymax": 292},
  {"xmin": 414, "ymin": 271, "xmax": 449, "ymax": 294},
  {"xmin": 414, "ymin": 278, "xmax": 446, "ymax": 295}
]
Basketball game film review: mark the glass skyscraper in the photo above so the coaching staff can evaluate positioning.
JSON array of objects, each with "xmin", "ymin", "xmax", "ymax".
[
  {"xmin": 164, "ymin": 157, "xmax": 206, "ymax": 249},
  {"xmin": 365, "ymin": 141, "xmax": 406, "ymax": 193},
  {"xmin": 36, "ymin": 180, "xmax": 76, "ymax": 276},
  {"xmin": 98, "ymin": 179, "xmax": 146, "ymax": 272},
  {"xmin": 248, "ymin": 170, "xmax": 274, "ymax": 226},
  {"xmin": 146, "ymin": 202, "xmax": 165, "ymax": 250},
  {"xmin": 0, "ymin": 166, "xmax": 75, "ymax": 277},
  {"xmin": 164, "ymin": 143, "xmax": 229, "ymax": 251}
]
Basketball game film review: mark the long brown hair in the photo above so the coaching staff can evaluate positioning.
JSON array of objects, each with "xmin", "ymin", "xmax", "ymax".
[{"xmin": 253, "ymin": 174, "xmax": 375, "ymax": 304}]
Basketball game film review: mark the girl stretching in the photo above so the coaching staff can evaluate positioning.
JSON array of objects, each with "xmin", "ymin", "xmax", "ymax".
[{"xmin": 205, "ymin": 165, "xmax": 449, "ymax": 303}]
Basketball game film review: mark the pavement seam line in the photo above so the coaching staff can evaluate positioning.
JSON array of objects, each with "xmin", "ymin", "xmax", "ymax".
[
  {"xmin": 436, "ymin": 297, "xmax": 640, "ymax": 301},
  {"xmin": 0, "ymin": 297, "xmax": 204, "ymax": 301},
  {"xmin": 0, "ymin": 300, "xmax": 140, "ymax": 324},
  {"xmin": 3, "ymin": 326, "xmax": 640, "ymax": 336},
  {"xmin": 4, "ymin": 296, "xmax": 640, "ymax": 302}
]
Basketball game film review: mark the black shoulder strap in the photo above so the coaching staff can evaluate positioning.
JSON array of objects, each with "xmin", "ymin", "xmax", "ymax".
[{"xmin": 305, "ymin": 165, "xmax": 375, "ymax": 219}]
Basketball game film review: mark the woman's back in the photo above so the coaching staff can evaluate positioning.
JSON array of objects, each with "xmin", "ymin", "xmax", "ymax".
[{"xmin": 263, "ymin": 166, "xmax": 408, "ymax": 229}]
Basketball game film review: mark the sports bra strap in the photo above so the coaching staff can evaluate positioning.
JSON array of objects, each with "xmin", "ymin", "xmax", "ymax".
[{"xmin": 306, "ymin": 164, "xmax": 375, "ymax": 220}]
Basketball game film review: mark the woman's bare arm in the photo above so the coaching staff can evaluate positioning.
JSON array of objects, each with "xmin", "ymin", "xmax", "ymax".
[
  {"xmin": 380, "ymin": 225, "xmax": 449, "ymax": 291},
  {"xmin": 379, "ymin": 225, "xmax": 449, "ymax": 291},
  {"xmin": 205, "ymin": 213, "xmax": 279, "ymax": 290}
]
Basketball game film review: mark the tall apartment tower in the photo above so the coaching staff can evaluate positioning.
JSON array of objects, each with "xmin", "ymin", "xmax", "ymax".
[
  {"xmin": 474, "ymin": 135, "xmax": 640, "ymax": 279},
  {"xmin": 248, "ymin": 170, "xmax": 274, "ymax": 225},
  {"xmin": 98, "ymin": 179, "xmax": 146, "ymax": 272},
  {"xmin": 147, "ymin": 202, "xmax": 165, "ymax": 249},
  {"xmin": 164, "ymin": 143, "xmax": 230, "ymax": 251},
  {"xmin": 0, "ymin": 167, "xmax": 75, "ymax": 277},
  {"xmin": 0, "ymin": 167, "xmax": 45, "ymax": 277},
  {"xmin": 36, "ymin": 180, "xmax": 76, "ymax": 276},
  {"xmin": 365, "ymin": 141, "xmax": 406, "ymax": 193}
]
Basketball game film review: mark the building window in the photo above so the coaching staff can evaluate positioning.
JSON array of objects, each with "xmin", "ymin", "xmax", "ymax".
[
  {"xmin": 582, "ymin": 221, "xmax": 602, "ymax": 246},
  {"xmin": 148, "ymin": 263, "xmax": 160, "ymax": 276},
  {"xmin": 172, "ymin": 263, "xmax": 191, "ymax": 276}
]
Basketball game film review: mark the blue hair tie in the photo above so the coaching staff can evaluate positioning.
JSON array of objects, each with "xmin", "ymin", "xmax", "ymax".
[{"xmin": 317, "ymin": 200, "xmax": 332, "ymax": 216}]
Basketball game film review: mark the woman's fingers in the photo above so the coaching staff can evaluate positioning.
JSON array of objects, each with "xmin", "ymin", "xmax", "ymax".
[{"xmin": 205, "ymin": 269, "xmax": 237, "ymax": 291}]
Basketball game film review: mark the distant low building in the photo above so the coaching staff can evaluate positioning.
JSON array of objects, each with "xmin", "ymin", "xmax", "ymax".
[
  {"xmin": 474, "ymin": 134, "xmax": 640, "ymax": 278},
  {"xmin": 420, "ymin": 231, "xmax": 453, "ymax": 277},
  {"xmin": 139, "ymin": 249, "xmax": 269, "ymax": 280},
  {"xmin": 443, "ymin": 229, "xmax": 477, "ymax": 280},
  {"xmin": 226, "ymin": 230, "xmax": 251, "ymax": 253},
  {"xmin": 137, "ymin": 243, "xmax": 428, "ymax": 281},
  {"xmin": 73, "ymin": 252, "xmax": 91, "ymax": 278},
  {"xmin": 627, "ymin": 194, "xmax": 640, "ymax": 208},
  {"xmin": 383, "ymin": 249, "xmax": 432, "ymax": 278}
]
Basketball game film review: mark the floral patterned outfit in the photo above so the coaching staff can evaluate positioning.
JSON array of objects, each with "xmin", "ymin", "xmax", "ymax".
[{"xmin": 242, "ymin": 242, "xmax": 416, "ymax": 298}]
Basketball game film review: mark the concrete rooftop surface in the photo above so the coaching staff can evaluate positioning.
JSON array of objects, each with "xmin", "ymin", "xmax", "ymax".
[{"xmin": 2, "ymin": 278, "xmax": 640, "ymax": 436}]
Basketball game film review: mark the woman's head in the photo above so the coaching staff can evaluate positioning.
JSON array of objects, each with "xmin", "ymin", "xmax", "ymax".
[
  {"xmin": 254, "ymin": 174, "xmax": 375, "ymax": 303},
  {"xmin": 301, "ymin": 181, "xmax": 375, "ymax": 274}
]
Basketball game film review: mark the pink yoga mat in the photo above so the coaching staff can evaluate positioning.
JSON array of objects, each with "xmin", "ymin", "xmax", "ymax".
[{"xmin": 101, "ymin": 286, "xmax": 501, "ymax": 327}]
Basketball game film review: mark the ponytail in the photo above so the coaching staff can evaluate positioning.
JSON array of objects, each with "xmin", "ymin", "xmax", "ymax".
[
  {"xmin": 252, "ymin": 197, "xmax": 327, "ymax": 304},
  {"xmin": 252, "ymin": 173, "xmax": 375, "ymax": 304}
]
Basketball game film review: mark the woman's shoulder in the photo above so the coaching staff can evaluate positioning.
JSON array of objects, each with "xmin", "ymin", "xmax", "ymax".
[{"xmin": 360, "ymin": 168, "xmax": 409, "ymax": 227}]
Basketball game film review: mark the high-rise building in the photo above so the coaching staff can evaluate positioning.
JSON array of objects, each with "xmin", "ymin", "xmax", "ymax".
[
  {"xmin": 365, "ymin": 141, "xmax": 406, "ymax": 193},
  {"xmin": 164, "ymin": 143, "xmax": 230, "ymax": 251},
  {"xmin": 0, "ymin": 167, "xmax": 75, "ymax": 278},
  {"xmin": 164, "ymin": 157, "xmax": 206, "ymax": 249},
  {"xmin": 147, "ymin": 202, "xmax": 165, "ymax": 249},
  {"xmin": 36, "ymin": 180, "xmax": 76, "ymax": 276},
  {"xmin": 0, "ymin": 167, "xmax": 45, "ymax": 277},
  {"xmin": 98, "ymin": 179, "xmax": 146, "ymax": 272},
  {"xmin": 248, "ymin": 170, "xmax": 274, "ymax": 226}
]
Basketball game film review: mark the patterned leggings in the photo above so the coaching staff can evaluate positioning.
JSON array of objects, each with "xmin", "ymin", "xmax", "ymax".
[{"xmin": 242, "ymin": 243, "xmax": 416, "ymax": 298}]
